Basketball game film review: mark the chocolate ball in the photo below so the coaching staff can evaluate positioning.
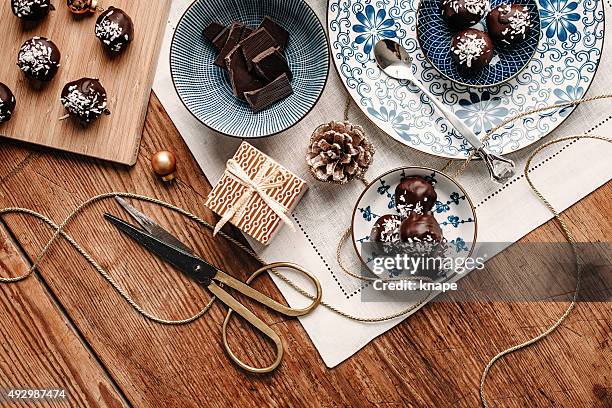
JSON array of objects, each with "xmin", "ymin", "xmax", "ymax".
[
  {"xmin": 60, "ymin": 78, "xmax": 110, "ymax": 124},
  {"xmin": 17, "ymin": 37, "xmax": 61, "ymax": 82},
  {"xmin": 0, "ymin": 83, "xmax": 16, "ymax": 124},
  {"xmin": 441, "ymin": 0, "xmax": 489, "ymax": 30},
  {"xmin": 95, "ymin": 7, "xmax": 135, "ymax": 53},
  {"xmin": 370, "ymin": 214, "xmax": 402, "ymax": 243},
  {"xmin": 451, "ymin": 28, "xmax": 493, "ymax": 72},
  {"xmin": 487, "ymin": 3, "xmax": 531, "ymax": 45},
  {"xmin": 395, "ymin": 176, "xmax": 437, "ymax": 217},
  {"xmin": 11, "ymin": 0, "xmax": 53, "ymax": 21},
  {"xmin": 400, "ymin": 212, "xmax": 443, "ymax": 243}
]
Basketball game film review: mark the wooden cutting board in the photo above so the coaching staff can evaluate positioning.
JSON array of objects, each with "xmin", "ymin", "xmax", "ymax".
[{"xmin": 0, "ymin": 0, "xmax": 170, "ymax": 165}]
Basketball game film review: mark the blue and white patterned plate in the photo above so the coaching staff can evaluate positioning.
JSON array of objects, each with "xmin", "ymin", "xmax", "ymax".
[
  {"xmin": 417, "ymin": 0, "xmax": 541, "ymax": 87},
  {"xmin": 328, "ymin": 0, "xmax": 604, "ymax": 158},
  {"xmin": 351, "ymin": 167, "xmax": 478, "ymax": 275},
  {"xmin": 171, "ymin": 0, "xmax": 329, "ymax": 138}
]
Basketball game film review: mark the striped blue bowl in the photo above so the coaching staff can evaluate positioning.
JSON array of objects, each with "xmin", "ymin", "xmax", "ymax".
[{"xmin": 170, "ymin": 0, "xmax": 329, "ymax": 138}]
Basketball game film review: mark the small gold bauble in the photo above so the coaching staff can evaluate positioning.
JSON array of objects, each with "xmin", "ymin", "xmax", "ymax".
[
  {"xmin": 67, "ymin": 0, "xmax": 98, "ymax": 14},
  {"xmin": 151, "ymin": 150, "xmax": 177, "ymax": 181}
]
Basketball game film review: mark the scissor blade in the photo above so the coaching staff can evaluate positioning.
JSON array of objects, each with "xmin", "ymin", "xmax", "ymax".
[
  {"xmin": 103, "ymin": 213, "xmax": 217, "ymax": 281},
  {"xmin": 114, "ymin": 196, "xmax": 193, "ymax": 255}
]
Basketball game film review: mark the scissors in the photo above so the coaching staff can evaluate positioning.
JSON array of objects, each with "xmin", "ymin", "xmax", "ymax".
[{"xmin": 104, "ymin": 196, "xmax": 322, "ymax": 374}]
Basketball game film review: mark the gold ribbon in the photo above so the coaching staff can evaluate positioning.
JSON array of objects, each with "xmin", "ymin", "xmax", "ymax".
[{"xmin": 213, "ymin": 159, "xmax": 295, "ymax": 236}]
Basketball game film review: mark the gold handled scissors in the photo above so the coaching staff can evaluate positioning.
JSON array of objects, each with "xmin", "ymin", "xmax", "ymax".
[{"xmin": 104, "ymin": 197, "xmax": 322, "ymax": 374}]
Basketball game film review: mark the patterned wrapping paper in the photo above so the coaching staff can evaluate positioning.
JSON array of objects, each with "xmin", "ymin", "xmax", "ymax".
[{"xmin": 205, "ymin": 142, "xmax": 308, "ymax": 245}]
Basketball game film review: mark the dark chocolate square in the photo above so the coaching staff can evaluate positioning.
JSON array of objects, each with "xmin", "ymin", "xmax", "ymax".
[
  {"xmin": 214, "ymin": 22, "xmax": 244, "ymax": 68},
  {"xmin": 212, "ymin": 26, "xmax": 230, "ymax": 50},
  {"xmin": 258, "ymin": 16, "xmax": 289, "ymax": 50},
  {"xmin": 239, "ymin": 28, "xmax": 279, "ymax": 71},
  {"xmin": 252, "ymin": 47, "xmax": 293, "ymax": 82},
  {"xmin": 244, "ymin": 73, "xmax": 293, "ymax": 112},
  {"xmin": 225, "ymin": 46, "xmax": 266, "ymax": 99},
  {"xmin": 240, "ymin": 26, "xmax": 254, "ymax": 41},
  {"xmin": 203, "ymin": 22, "xmax": 225, "ymax": 45}
]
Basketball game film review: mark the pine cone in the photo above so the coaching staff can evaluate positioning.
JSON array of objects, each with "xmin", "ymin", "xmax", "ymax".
[{"xmin": 306, "ymin": 121, "xmax": 374, "ymax": 184}]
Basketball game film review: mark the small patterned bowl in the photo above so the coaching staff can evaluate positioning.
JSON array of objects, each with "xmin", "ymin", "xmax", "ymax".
[
  {"xmin": 417, "ymin": 0, "xmax": 541, "ymax": 88},
  {"xmin": 351, "ymin": 167, "xmax": 478, "ymax": 276},
  {"xmin": 170, "ymin": 0, "xmax": 329, "ymax": 138}
]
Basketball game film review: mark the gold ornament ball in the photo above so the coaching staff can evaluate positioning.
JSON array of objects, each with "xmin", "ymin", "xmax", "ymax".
[
  {"xmin": 151, "ymin": 151, "xmax": 177, "ymax": 181},
  {"xmin": 67, "ymin": 0, "xmax": 98, "ymax": 14}
]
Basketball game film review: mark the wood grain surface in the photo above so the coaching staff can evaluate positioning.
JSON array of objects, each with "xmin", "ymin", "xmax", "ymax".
[
  {"xmin": 0, "ymin": 0, "xmax": 170, "ymax": 165},
  {"xmin": 0, "ymin": 94, "xmax": 609, "ymax": 408}
]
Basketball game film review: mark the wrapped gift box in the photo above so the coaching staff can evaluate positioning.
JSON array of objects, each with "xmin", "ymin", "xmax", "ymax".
[{"xmin": 205, "ymin": 142, "xmax": 308, "ymax": 245}]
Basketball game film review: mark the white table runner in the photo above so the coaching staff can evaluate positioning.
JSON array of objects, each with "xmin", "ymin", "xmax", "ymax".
[{"xmin": 154, "ymin": 0, "xmax": 612, "ymax": 367}]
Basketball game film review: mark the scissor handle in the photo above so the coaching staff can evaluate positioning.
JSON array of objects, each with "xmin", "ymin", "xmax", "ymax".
[{"xmin": 216, "ymin": 262, "xmax": 322, "ymax": 373}]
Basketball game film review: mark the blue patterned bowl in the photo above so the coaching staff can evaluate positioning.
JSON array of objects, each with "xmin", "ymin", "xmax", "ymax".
[
  {"xmin": 417, "ymin": 0, "xmax": 541, "ymax": 87},
  {"xmin": 352, "ymin": 167, "xmax": 477, "ymax": 275},
  {"xmin": 170, "ymin": 0, "xmax": 329, "ymax": 138}
]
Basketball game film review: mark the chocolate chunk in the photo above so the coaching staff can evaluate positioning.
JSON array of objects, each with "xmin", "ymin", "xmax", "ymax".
[
  {"xmin": 212, "ymin": 26, "xmax": 230, "ymax": 50},
  {"xmin": 203, "ymin": 21, "xmax": 225, "ymax": 43},
  {"xmin": 239, "ymin": 28, "xmax": 279, "ymax": 70},
  {"xmin": 240, "ymin": 26, "xmax": 254, "ymax": 41},
  {"xmin": 214, "ymin": 22, "xmax": 244, "ymax": 67},
  {"xmin": 226, "ymin": 46, "xmax": 266, "ymax": 99},
  {"xmin": 252, "ymin": 47, "xmax": 292, "ymax": 82},
  {"xmin": 259, "ymin": 16, "xmax": 289, "ymax": 50},
  {"xmin": 244, "ymin": 73, "xmax": 293, "ymax": 112}
]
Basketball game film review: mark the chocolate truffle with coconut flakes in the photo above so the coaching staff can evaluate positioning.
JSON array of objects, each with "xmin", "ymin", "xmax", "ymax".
[
  {"xmin": 370, "ymin": 214, "xmax": 403, "ymax": 243},
  {"xmin": 400, "ymin": 212, "xmax": 443, "ymax": 243},
  {"xmin": 17, "ymin": 37, "xmax": 61, "ymax": 82},
  {"xmin": 60, "ymin": 78, "xmax": 110, "ymax": 124},
  {"xmin": 95, "ymin": 7, "xmax": 134, "ymax": 53},
  {"xmin": 0, "ymin": 83, "xmax": 16, "ymax": 124},
  {"xmin": 11, "ymin": 0, "xmax": 53, "ymax": 21},
  {"xmin": 451, "ymin": 28, "xmax": 493, "ymax": 72},
  {"xmin": 441, "ymin": 0, "xmax": 489, "ymax": 30},
  {"xmin": 487, "ymin": 3, "xmax": 531, "ymax": 45},
  {"xmin": 395, "ymin": 176, "xmax": 437, "ymax": 218}
]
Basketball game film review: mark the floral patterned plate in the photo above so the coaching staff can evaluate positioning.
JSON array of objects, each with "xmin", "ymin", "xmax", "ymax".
[
  {"xmin": 328, "ymin": 0, "xmax": 604, "ymax": 158},
  {"xmin": 351, "ymin": 167, "xmax": 477, "ymax": 276},
  {"xmin": 417, "ymin": 0, "xmax": 541, "ymax": 87}
]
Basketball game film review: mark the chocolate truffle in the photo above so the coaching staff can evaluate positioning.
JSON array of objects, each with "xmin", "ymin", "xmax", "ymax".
[
  {"xmin": 60, "ymin": 78, "xmax": 110, "ymax": 124},
  {"xmin": 486, "ymin": 3, "xmax": 531, "ymax": 45},
  {"xmin": 11, "ymin": 0, "xmax": 53, "ymax": 21},
  {"xmin": 95, "ymin": 7, "xmax": 134, "ymax": 53},
  {"xmin": 451, "ymin": 28, "xmax": 493, "ymax": 72},
  {"xmin": 0, "ymin": 83, "xmax": 16, "ymax": 124},
  {"xmin": 17, "ymin": 37, "xmax": 61, "ymax": 82},
  {"xmin": 441, "ymin": 0, "xmax": 489, "ymax": 30},
  {"xmin": 370, "ymin": 214, "xmax": 403, "ymax": 243},
  {"xmin": 395, "ymin": 176, "xmax": 437, "ymax": 217},
  {"xmin": 400, "ymin": 212, "xmax": 443, "ymax": 243}
]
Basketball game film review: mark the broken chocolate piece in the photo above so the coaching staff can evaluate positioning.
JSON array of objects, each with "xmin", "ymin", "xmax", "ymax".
[
  {"xmin": 252, "ymin": 47, "xmax": 292, "ymax": 82},
  {"xmin": 203, "ymin": 22, "xmax": 225, "ymax": 44},
  {"xmin": 212, "ymin": 26, "xmax": 230, "ymax": 50},
  {"xmin": 225, "ymin": 46, "xmax": 266, "ymax": 99},
  {"xmin": 240, "ymin": 26, "xmax": 254, "ymax": 41},
  {"xmin": 214, "ymin": 22, "xmax": 244, "ymax": 67},
  {"xmin": 239, "ymin": 28, "xmax": 279, "ymax": 70},
  {"xmin": 244, "ymin": 73, "xmax": 293, "ymax": 112},
  {"xmin": 259, "ymin": 16, "xmax": 289, "ymax": 50}
]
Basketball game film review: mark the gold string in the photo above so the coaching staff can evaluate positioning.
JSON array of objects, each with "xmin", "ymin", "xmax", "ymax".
[
  {"xmin": 0, "ymin": 95, "xmax": 609, "ymax": 401},
  {"xmin": 338, "ymin": 93, "xmax": 612, "ymax": 406}
]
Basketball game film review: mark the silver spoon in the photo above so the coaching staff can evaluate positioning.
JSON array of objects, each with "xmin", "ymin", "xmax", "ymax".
[{"xmin": 374, "ymin": 39, "xmax": 515, "ymax": 184}]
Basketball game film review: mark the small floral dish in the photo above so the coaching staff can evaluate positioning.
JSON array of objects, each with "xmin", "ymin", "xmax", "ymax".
[
  {"xmin": 170, "ymin": 0, "xmax": 329, "ymax": 138},
  {"xmin": 417, "ymin": 0, "xmax": 541, "ymax": 88},
  {"xmin": 351, "ymin": 167, "xmax": 477, "ymax": 277}
]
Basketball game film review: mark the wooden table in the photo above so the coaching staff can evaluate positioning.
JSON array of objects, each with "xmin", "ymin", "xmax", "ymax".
[{"xmin": 0, "ymin": 94, "xmax": 610, "ymax": 408}]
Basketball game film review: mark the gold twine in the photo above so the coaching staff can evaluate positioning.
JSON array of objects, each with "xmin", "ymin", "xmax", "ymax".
[
  {"xmin": 338, "ymin": 93, "xmax": 612, "ymax": 406},
  {"xmin": 0, "ymin": 95, "xmax": 609, "ymax": 406}
]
